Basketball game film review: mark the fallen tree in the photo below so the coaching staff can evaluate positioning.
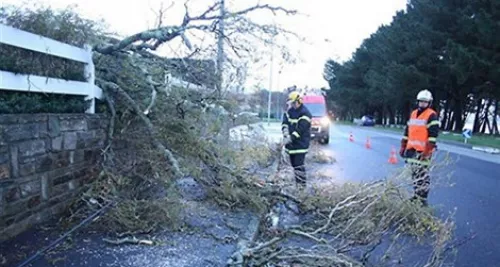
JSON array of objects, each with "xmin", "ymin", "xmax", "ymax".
[
  {"xmin": 228, "ymin": 150, "xmax": 457, "ymax": 267},
  {"xmin": 1, "ymin": 3, "xmax": 457, "ymax": 267}
]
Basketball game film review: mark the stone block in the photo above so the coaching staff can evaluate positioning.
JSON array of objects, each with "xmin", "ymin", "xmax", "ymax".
[
  {"xmin": 18, "ymin": 162, "xmax": 36, "ymax": 176},
  {"xmin": 14, "ymin": 209, "xmax": 33, "ymax": 223},
  {"xmin": 41, "ymin": 175, "xmax": 49, "ymax": 200},
  {"xmin": 76, "ymin": 131, "xmax": 97, "ymax": 149},
  {"xmin": 45, "ymin": 161, "xmax": 86, "ymax": 181},
  {"xmin": 1, "ymin": 215, "xmax": 16, "ymax": 229},
  {"xmin": 3, "ymin": 123, "xmax": 48, "ymax": 142},
  {"xmin": 33, "ymin": 210, "xmax": 51, "ymax": 224},
  {"xmin": 52, "ymin": 136, "xmax": 63, "ymax": 151},
  {"xmin": 72, "ymin": 168, "xmax": 87, "ymax": 179},
  {"xmin": 49, "ymin": 200, "xmax": 72, "ymax": 216},
  {"xmin": 3, "ymin": 198, "xmax": 27, "ymax": 217},
  {"xmin": 48, "ymin": 115, "xmax": 61, "ymax": 137},
  {"xmin": 52, "ymin": 151, "xmax": 71, "ymax": 168},
  {"xmin": 0, "ymin": 145, "xmax": 8, "ymax": 163},
  {"xmin": 51, "ymin": 183, "xmax": 69, "ymax": 197},
  {"xmin": 27, "ymin": 195, "xmax": 41, "ymax": 209},
  {"xmin": 68, "ymin": 179, "xmax": 80, "ymax": 190},
  {"xmin": 9, "ymin": 145, "xmax": 18, "ymax": 178},
  {"xmin": 36, "ymin": 154, "xmax": 53, "ymax": 173},
  {"xmin": 20, "ymin": 180, "xmax": 41, "ymax": 198},
  {"xmin": 86, "ymin": 116, "xmax": 102, "ymax": 130},
  {"xmin": 53, "ymin": 173, "xmax": 74, "ymax": 187},
  {"xmin": 0, "ymin": 126, "xmax": 5, "ymax": 146},
  {"xmin": 5, "ymin": 186, "xmax": 20, "ymax": 203},
  {"xmin": 0, "ymin": 163, "xmax": 9, "ymax": 179},
  {"xmin": 60, "ymin": 119, "xmax": 87, "ymax": 132},
  {"xmin": 63, "ymin": 132, "xmax": 77, "ymax": 150},
  {"xmin": 17, "ymin": 139, "xmax": 47, "ymax": 158},
  {"xmin": 72, "ymin": 150, "xmax": 85, "ymax": 163},
  {"xmin": 84, "ymin": 149, "xmax": 99, "ymax": 163},
  {"xmin": 0, "ymin": 114, "xmax": 47, "ymax": 125}
]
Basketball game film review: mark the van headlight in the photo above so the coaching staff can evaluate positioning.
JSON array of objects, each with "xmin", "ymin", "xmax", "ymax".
[{"xmin": 320, "ymin": 116, "xmax": 330, "ymax": 126}]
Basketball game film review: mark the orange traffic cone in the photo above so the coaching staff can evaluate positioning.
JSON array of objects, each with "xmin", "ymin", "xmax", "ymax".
[
  {"xmin": 388, "ymin": 146, "xmax": 398, "ymax": 164},
  {"xmin": 349, "ymin": 132, "xmax": 354, "ymax": 142},
  {"xmin": 365, "ymin": 137, "xmax": 372, "ymax": 149}
]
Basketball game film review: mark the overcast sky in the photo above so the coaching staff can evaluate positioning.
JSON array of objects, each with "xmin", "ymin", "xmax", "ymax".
[{"xmin": 3, "ymin": 0, "xmax": 407, "ymax": 92}]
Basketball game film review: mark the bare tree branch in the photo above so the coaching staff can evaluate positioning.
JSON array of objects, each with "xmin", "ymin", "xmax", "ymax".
[
  {"xmin": 94, "ymin": 3, "xmax": 297, "ymax": 54},
  {"xmin": 190, "ymin": 4, "xmax": 297, "ymax": 21},
  {"xmin": 97, "ymin": 79, "xmax": 183, "ymax": 178}
]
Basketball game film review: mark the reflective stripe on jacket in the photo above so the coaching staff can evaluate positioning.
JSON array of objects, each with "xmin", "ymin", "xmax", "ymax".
[
  {"xmin": 282, "ymin": 104, "xmax": 312, "ymax": 154},
  {"xmin": 406, "ymin": 108, "xmax": 437, "ymax": 152}
]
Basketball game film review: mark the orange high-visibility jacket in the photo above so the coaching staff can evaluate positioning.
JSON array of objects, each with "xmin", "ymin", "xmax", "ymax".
[{"xmin": 405, "ymin": 108, "xmax": 439, "ymax": 152}]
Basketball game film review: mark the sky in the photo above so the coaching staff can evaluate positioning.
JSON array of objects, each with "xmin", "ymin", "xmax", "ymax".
[{"xmin": 2, "ymin": 0, "xmax": 407, "ymax": 92}]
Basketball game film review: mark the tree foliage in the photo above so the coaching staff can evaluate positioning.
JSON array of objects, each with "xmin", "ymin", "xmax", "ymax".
[
  {"xmin": 0, "ymin": 4, "xmax": 107, "ymax": 113},
  {"xmin": 324, "ymin": 0, "xmax": 500, "ymax": 134}
]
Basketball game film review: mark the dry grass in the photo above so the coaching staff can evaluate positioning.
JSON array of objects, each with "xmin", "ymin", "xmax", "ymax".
[{"xmin": 227, "ymin": 145, "xmax": 456, "ymax": 267}]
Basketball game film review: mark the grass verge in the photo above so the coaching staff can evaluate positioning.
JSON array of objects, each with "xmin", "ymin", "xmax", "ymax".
[{"xmin": 372, "ymin": 125, "xmax": 500, "ymax": 149}]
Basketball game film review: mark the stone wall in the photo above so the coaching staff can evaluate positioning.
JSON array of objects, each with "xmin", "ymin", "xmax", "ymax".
[{"xmin": 0, "ymin": 114, "xmax": 108, "ymax": 241}]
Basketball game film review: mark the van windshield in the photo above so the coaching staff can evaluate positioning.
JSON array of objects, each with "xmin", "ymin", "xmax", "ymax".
[{"xmin": 303, "ymin": 103, "xmax": 326, "ymax": 117}]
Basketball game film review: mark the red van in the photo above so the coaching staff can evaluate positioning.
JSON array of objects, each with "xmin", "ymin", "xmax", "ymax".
[{"xmin": 302, "ymin": 94, "xmax": 330, "ymax": 144}]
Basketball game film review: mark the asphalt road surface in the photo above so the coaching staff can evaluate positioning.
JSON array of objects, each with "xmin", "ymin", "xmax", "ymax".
[{"xmin": 324, "ymin": 123, "xmax": 500, "ymax": 267}]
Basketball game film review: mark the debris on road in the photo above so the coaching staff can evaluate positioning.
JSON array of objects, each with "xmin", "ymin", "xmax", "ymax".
[
  {"xmin": 102, "ymin": 237, "xmax": 155, "ymax": 246},
  {"xmin": 472, "ymin": 146, "xmax": 500, "ymax": 154}
]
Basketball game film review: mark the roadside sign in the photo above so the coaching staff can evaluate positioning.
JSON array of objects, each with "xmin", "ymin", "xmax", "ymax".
[
  {"xmin": 462, "ymin": 129, "xmax": 472, "ymax": 139},
  {"xmin": 462, "ymin": 129, "xmax": 472, "ymax": 143}
]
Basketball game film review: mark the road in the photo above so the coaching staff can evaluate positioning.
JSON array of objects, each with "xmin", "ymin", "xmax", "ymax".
[{"xmin": 322, "ymin": 123, "xmax": 500, "ymax": 267}]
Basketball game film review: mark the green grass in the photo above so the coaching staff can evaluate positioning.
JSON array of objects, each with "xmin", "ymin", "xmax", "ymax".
[
  {"xmin": 438, "ymin": 132, "xmax": 500, "ymax": 149},
  {"xmin": 334, "ymin": 120, "xmax": 355, "ymax": 125},
  {"xmin": 372, "ymin": 125, "xmax": 500, "ymax": 149}
]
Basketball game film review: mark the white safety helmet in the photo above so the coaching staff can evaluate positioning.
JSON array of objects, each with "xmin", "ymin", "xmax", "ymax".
[{"xmin": 416, "ymin": 89, "xmax": 433, "ymax": 102}]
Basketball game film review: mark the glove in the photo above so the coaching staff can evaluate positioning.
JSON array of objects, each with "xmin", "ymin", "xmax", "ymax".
[
  {"xmin": 422, "ymin": 142, "xmax": 436, "ymax": 159},
  {"xmin": 399, "ymin": 139, "xmax": 407, "ymax": 157},
  {"xmin": 282, "ymin": 126, "xmax": 289, "ymax": 138},
  {"xmin": 283, "ymin": 136, "xmax": 292, "ymax": 145}
]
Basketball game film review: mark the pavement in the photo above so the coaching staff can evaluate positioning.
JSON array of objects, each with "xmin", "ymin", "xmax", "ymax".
[
  {"xmin": 304, "ymin": 122, "xmax": 500, "ymax": 267},
  {"xmin": 3, "ymin": 123, "xmax": 498, "ymax": 267},
  {"xmin": 0, "ymin": 176, "xmax": 262, "ymax": 267}
]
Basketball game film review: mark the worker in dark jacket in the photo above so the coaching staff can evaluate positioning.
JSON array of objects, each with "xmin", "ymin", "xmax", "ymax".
[
  {"xmin": 282, "ymin": 91, "xmax": 312, "ymax": 187},
  {"xmin": 400, "ymin": 89, "xmax": 439, "ymax": 206}
]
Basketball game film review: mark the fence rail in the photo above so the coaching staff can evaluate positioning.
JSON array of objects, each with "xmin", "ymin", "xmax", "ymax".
[
  {"xmin": 0, "ymin": 23, "xmax": 101, "ymax": 113},
  {"xmin": 0, "ymin": 23, "xmax": 206, "ymax": 114}
]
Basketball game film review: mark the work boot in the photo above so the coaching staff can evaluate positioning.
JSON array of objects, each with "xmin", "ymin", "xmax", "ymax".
[
  {"xmin": 410, "ymin": 195, "xmax": 428, "ymax": 207},
  {"xmin": 296, "ymin": 182, "xmax": 306, "ymax": 192}
]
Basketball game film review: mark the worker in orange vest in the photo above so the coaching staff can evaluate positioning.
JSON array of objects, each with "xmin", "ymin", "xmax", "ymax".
[{"xmin": 399, "ymin": 89, "xmax": 440, "ymax": 206}]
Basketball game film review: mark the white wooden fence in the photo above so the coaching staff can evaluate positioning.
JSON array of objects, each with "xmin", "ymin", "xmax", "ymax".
[
  {"xmin": 0, "ymin": 23, "xmax": 206, "ymax": 114},
  {"xmin": 0, "ymin": 23, "xmax": 102, "ymax": 113}
]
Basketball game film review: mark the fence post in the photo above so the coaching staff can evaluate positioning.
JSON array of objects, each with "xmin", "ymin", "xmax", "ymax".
[{"xmin": 84, "ymin": 44, "xmax": 96, "ymax": 114}]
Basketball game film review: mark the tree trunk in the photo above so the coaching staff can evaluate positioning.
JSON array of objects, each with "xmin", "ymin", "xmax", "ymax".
[
  {"xmin": 388, "ymin": 106, "xmax": 395, "ymax": 125},
  {"xmin": 453, "ymin": 99, "xmax": 464, "ymax": 131},
  {"xmin": 445, "ymin": 107, "xmax": 454, "ymax": 131},
  {"xmin": 473, "ymin": 98, "xmax": 483, "ymax": 133},
  {"xmin": 442, "ymin": 100, "xmax": 449, "ymax": 130},
  {"xmin": 402, "ymin": 101, "xmax": 411, "ymax": 123},
  {"xmin": 481, "ymin": 116, "xmax": 489, "ymax": 134},
  {"xmin": 481, "ymin": 99, "xmax": 492, "ymax": 134},
  {"xmin": 379, "ymin": 107, "xmax": 385, "ymax": 125},
  {"xmin": 493, "ymin": 100, "xmax": 499, "ymax": 135}
]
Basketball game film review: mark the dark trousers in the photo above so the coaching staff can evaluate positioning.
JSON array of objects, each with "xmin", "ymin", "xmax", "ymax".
[
  {"xmin": 404, "ymin": 149, "xmax": 431, "ymax": 199},
  {"xmin": 412, "ymin": 165, "xmax": 430, "ymax": 199},
  {"xmin": 289, "ymin": 153, "xmax": 306, "ymax": 185}
]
